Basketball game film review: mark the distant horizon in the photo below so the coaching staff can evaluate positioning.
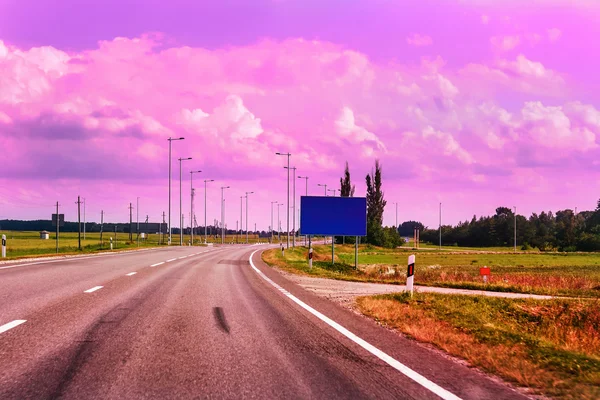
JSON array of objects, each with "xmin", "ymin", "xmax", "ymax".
[{"xmin": 1, "ymin": 0, "xmax": 598, "ymax": 228}]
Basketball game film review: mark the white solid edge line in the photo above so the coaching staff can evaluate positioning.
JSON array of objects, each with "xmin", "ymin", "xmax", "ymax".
[
  {"xmin": 166, "ymin": 258, "xmax": 177, "ymax": 263},
  {"xmin": 126, "ymin": 272, "xmax": 137, "ymax": 276},
  {"xmin": 0, "ymin": 247, "xmax": 162, "ymax": 270},
  {"xmin": 151, "ymin": 262, "xmax": 165, "ymax": 267},
  {"xmin": 0, "ymin": 319, "xmax": 27, "ymax": 334},
  {"xmin": 248, "ymin": 250, "xmax": 462, "ymax": 400},
  {"xmin": 84, "ymin": 286, "xmax": 103, "ymax": 293}
]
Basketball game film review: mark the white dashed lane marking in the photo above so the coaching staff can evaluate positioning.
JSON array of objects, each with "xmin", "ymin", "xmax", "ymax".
[
  {"xmin": 84, "ymin": 286, "xmax": 103, "ymax": 293},
  {"xmin": 0, "ymin": 320, "xmax": 27, "ymax": 334},
  {"xmin": 126, "ymin": 272, "xmax": 137, "ymax": 276},
  {"xmin": 151, "ymin": 262, "xmax": 165, "ymax": 267}
]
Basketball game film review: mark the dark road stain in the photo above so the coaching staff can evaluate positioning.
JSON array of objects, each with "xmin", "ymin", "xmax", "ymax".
[{"xmin": 213, "ymin": 307, "xmax": 230, "ymax": 334}]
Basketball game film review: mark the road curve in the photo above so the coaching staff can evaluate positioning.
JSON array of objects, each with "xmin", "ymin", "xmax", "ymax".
[{"xmin": 0, "ymin": 245, "xmax": 528, "ymax": 399}]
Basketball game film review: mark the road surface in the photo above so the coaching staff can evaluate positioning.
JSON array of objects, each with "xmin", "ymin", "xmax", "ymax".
[{"xmin": 0, "ymin": 245, "xmax": 528, "ymax": 399}]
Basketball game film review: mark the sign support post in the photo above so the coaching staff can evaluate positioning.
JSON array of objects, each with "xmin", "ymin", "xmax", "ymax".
[
  {"xmin": 355, "ymin": 236, "xmax": 358, "ymax": 269},
  {"xmin": 1, "ymin": 235, "xmax": 6, "ymax": 258},
  {"xmin": 407, "ymin": 254, "xmax": 415, "ymax": 296}
]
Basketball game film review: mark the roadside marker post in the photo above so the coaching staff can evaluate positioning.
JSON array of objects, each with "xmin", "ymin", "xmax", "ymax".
[
  {"xmin": 407, "ymin": 254, "xmax": 415, "ymax": 296},
  {"xmin": 1, "ymin": 235, "xmax": 6, "ymax": 258},
  {"xmin": 308, "ymin": 247, "xmax": 313, "ymax": 269},
  {"xmin": 110, "ymin": 237, "xmax": 113, "ymax": 250},
  {"xmin": 480, "ymin": 266, "xmax": 491, "ymax": 284}
]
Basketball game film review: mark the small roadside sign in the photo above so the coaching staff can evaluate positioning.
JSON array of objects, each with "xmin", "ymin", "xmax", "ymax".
[{"xmin": 480, "ymin": 267, "xmax": 491, "ymax": 283}]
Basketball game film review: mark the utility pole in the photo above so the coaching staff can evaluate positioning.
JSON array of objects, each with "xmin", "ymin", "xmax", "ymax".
[
  {"xmin": 514, "ymin": 206, "xmax": 517, "ymax": 253},
  {"xmin": 76, "ymin": 196, "xmax": 82, "ymax": 251},
  {"xmin": 137, "ymin": 196, "xmax": 140, "ymax": 247},
  {"xmin": 161, "ymin": 212, "xmax": 166, "ymax": 244},
  {"xmin": 145, "ymin": 215, "xmax": 149, "ymax": 243},
  {"xmin": 221, "ymin": 186, "xmax": 230, "ymax": 244},
  {"xmin": 190, "ymin": 170, "xmax": 201, "ymax": 246},
  {"xmin": 298, "ymin": 176, "xmax": 309, "ymax": 246},
  {"xmin": 439, "ymin": 202, "xmax": 442, "ymax": 250},
  {"xmin": 277, "ymin": 203, "xmax": 283, "ymax": 242},
  {"xmin": 83, "ymin": 198, "xmax": 86, "ymax": 240},
  {"xmin": 100, "ymin": 210, "xmax": 104, "ymax": 247},
  {"xmin": 56, "ymin": 201, "xmax": 60, "ymax": 254},
  {"xmin": 129, "ymin": 202, "xmax": 134, "ymax": 242},
  {"xmin": 284, "ymin": 167, "xmax": 296, "ymax": 248},
  {"xmin": 240, "ymin": 196, "xmax": 243, "ymax": 244}
]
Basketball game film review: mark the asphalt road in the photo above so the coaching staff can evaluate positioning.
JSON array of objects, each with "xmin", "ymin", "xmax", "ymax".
[{"xmin": 0, "ymin": 245, "xmax": 529, "ymax": 399}]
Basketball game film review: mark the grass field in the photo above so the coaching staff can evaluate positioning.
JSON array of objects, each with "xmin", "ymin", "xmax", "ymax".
[
  {"xmin": 263, "ymin": 244, "xmax": 600, "ymax": 297},
  {"xmin": 0, "ymin": 230, "xmax": 275, "ymax": 260},
  {"xmin": 357, "ymin": 293, "xmax": 600, "ymax": 399}
]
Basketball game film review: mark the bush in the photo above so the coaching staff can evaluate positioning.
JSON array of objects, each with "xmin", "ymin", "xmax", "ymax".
[
  {"xmin": 576, "ymin": 233, "xmax": 600, "ymax": 251},
  {"xmin": 521, "ymin": 242, "xmax": 533, "ymax": 251}
]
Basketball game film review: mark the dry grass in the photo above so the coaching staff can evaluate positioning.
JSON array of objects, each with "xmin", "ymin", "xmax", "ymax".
[{"xmin": 357, "ymin": 293, "xmax": 600, "ymax": 399}]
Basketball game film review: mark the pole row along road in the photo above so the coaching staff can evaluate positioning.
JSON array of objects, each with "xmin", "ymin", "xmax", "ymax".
[{"xmin": 0, "ymin": 245, "xmax": 527, "ymax": 400}]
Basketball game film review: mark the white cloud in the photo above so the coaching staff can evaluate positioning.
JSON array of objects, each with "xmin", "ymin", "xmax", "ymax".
[
  {"xmin": 481, "ymin": 15, "xmax": 490, "ymax": 25},
  {"xmin": 335, "ymin": 107, "xmax": 386, "ymax": 155},
  {"xmin": 422, "ymin": 126, "xmax": 473, "ymax": 164},
  {"xmin": 437, "ymin": 74, "xmax": 459, "ymax": 98},
  {"xmin": 490, "ymin": 35, "xmax": 521, "ymax": 51},
  {"xmin": 406, "ymin": 34, "xmax": 433, "ymax": 47},
  {"xmin": 547, "ymin": 28, "xmax": 562, "ymax": 42}
]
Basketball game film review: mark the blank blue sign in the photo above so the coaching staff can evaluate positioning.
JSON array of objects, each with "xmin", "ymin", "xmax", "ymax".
[{"xmin": 300, "ymin": 196, "xmax": 367, "ymax": 236}]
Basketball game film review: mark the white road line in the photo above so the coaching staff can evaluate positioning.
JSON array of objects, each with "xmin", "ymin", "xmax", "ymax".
[
  {"xmin": 0, "ymin": 320, "xmax": 27, "ymax": 334},
  {"xmin": 151, "ymin": 262, "xmax": 165, "ymax": 267},
  {"xmin": 248, "ymin": 250, "xmax": 462, "ymax": 400},
  {"xmin": 166, "ymin": 258, "xmax": 177, "ymax": 263},
  {"xmin": 84, "ymin": 286, "xmax": 103, "ymax": 293},
  {"xmin": 178, "ymin": 256, "xmax": 187, "ymax": 259},
  {"xmin": 0, "ymin": 248, "xmax": 161, "ymax": 270},
  {"xmin": 126, "ymin": 272, "xmax": 137, "ymax": 276}
]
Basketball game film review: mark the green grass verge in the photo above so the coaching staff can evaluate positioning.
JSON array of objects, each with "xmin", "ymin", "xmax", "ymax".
[{"xmin": 262, "ymin": 244, "xmax": 600, "ymax": 297}]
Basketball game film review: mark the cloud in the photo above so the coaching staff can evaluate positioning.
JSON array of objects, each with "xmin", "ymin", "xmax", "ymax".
[
  {"xmin": 490, "ymin": 35, "xmax": 521, "ymax": 51},
  {"xmin": 481, "ymin": 15, "xmax": 490, "ymax": 24},
  {"xmin": 335, "ymin": 107, "xmax": 386, "ymax": 156},
  {"xmin": 422, "ymin": 126, "xmax": 473, "ymax": 164},
  {"xmin": 406, "ymin": 34, "xmax": 433, "ymax": 47},
  {"xmin": 547, "ymin": 28, "xmax": 562, "ymax": 42}
]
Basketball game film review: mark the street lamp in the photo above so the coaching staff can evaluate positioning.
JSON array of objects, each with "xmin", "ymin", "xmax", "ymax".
[
  {"xmin": 271, "ymin": 201, "xmax": 278, "ymax": 243},
  {"xmin": 393, "ymin": 202, "xmax": 398, "ymax": 229},
  {"xmin": 277, "ymin": 203, "xmax": 283, "ymax": 242},
  {"xmin": 240, "ymin": 196, "xmax": 243, "ymax": 244},
  {"xmin": 284, "ymin": 167, "xmax": 296, "ymax": 247},
  {"xmin": 245, "ymin": 192, "xmax": 254, "ymax": 244},
  {"xmin": 167, "ymin": 137, "xmax": 185, "ymax": 245},
  {"xmin": 328, "ymin": 188, "xmax": 338, "ymax": 197},
  {"xmin": 276, "ymin": 152, "xmax": 291, "ymax": 249},
  {"xmin": 318, "ymin": 183, "xmax": 327, "ymax": 195},
  {"xmin": 179, "ymin": 157, "xmax": 192, "ymax": 246},
  {"xmin": 221, "ymin": 186, "xmax": 230, "ymax": 244},
  {"xmin": 190, "ymin": 170, "xmax": 202, "ymax": 245},
  {"xmin": 439, "ymin": 202, "xmax": 442, "ymax": 250},
  {"xmin": 204, "ymin": 179, "xmax": 214, "ymax": 243}
]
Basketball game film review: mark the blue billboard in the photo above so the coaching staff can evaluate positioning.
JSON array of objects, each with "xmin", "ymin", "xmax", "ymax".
[{"xmin": 300, "ymin": 196, "xmax": 367, "ymax": 236}]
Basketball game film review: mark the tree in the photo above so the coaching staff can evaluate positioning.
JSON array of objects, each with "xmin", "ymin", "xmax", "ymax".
[
  {"xmin": 366, "ymin": 160, "xmax": 387, "ymax": 246},
  {"xmin": 340, "ymin": 161, "xmax": 356, "ymax": 198}
]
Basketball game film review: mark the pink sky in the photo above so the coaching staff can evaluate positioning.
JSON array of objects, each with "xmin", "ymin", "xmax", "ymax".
[{"xmin": 0, "ymin": 0, "xmax": 599, "ymax": 230}]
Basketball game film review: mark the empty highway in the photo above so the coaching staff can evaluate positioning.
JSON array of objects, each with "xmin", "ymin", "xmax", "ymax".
[{"xmin": 0, "ymin": 245, "xmax": 527, "ymax": 399}]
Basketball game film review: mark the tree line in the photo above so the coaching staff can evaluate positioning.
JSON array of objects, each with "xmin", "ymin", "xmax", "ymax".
[{"xmin": 412, "ymin": 204, "xmax": 600, "ymax": 251}]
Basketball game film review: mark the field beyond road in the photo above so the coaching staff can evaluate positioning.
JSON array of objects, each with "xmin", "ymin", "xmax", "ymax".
[
  {"xmin": 358, "ymin": 293, "xmax": 600, "ymax": 399},
  {"xmin": 262, "ymin": 244, "xmax": 600, "ymax": 297}
]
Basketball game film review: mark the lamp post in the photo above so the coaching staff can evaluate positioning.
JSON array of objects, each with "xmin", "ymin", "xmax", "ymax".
[
  {"xmin": 318, "ymin": 183, "xmax": 327, "ymax": 195},
  {"xmin": 245, "ymin": 192, "xmax": 254, "ymax": 244},
  {"xmin": 204, "ymin": 179, "xmax": 214, "ymax": 243},
  {"xmin": 275, "ymin": 152, "xmax": 291, "ymax": 249},
  {"xmin": 284, "ymin": 167, "xmax": 296, "ymax": 247},
  {"xmin": 240, "ymin": 196, "xmax": 243, "ymax": 244},
  {"xmin": 271, "ymin": 201, "xmax": 278, "ymax": 243},
  {"xmin": 167, "ymin": 137, "xmax": 184, "ymax": 245},
  {"xmin": 277, "ymin": 203, "xmax": 283, "ymax": 241},
  {"xmin": 190, "ymin": 170, "xmax": 202, "ymax": 246},
  {"xmin": 179, "ymin": 157, "xmax": 192, "ymax": 246},
  {"xmin": 221, "ymin": 186, "xmax": 230, "ymax": 244}
]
